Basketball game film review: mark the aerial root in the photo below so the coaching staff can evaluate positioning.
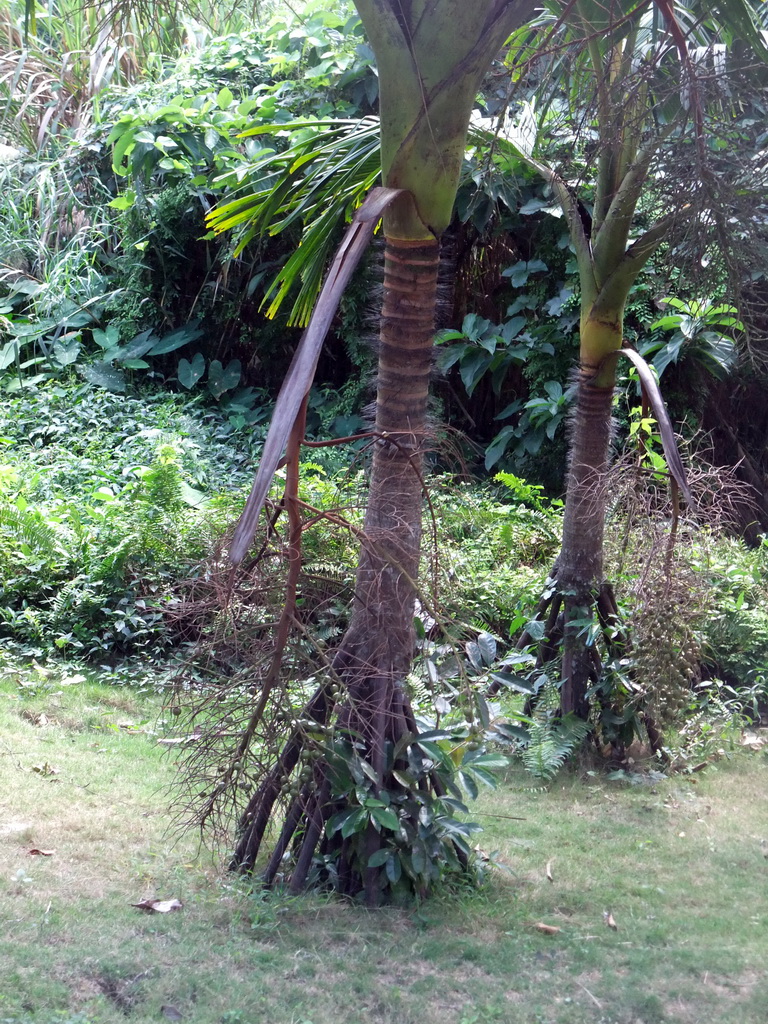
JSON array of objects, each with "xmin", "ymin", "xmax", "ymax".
[
  {"xmin": 229, "ymin": 662, "xmax": 452, "ymax": 897},
  {"xmin": 487, "ymin": 567, "xmax": 668, "ymax": 762}
]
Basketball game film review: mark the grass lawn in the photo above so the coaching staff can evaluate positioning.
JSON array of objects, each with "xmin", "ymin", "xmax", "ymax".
[{"xmin": 0, "ymin": 666, "xmax": 766, "ymax": 1024}]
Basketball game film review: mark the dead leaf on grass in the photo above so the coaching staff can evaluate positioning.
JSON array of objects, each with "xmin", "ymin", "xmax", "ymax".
[
  {"xmin": 533, "ymin": 922, "xmax": 561, "ymax": 935},
  {"xmin": 157, "ymin": 734, "xmax": 201, "ymax": 746},
  {"xmin": 28, "ymin": 848, "xmax": 54, "ymax": 856},
  {"xmin": 30, "ymin": 762, "xmax": 61, "ymax": 776},
  {"xmin": 741, "ymin": 731, "xmax": 767, "ymax": 750},
  {"xmin": 21, "ymin": 710, "xmax": 49, "ymax": 726},
  {"xmin": 60, "ymin": 673, "xmax": 86, "ymax": 686},
  {"xmin": 546, "ymin": 859, "xmax": 554, "ymax": 882},
  {"xmin": 603, "ymin": 910, "xmax": 618, "ymax": 930},
  {"xmin": 130, "ymin": 898, "xmax": 183, "ymax": 914}
]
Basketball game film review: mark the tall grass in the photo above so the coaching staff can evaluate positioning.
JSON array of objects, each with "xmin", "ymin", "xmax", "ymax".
[
  {"xmin": 0, "ymin": 154, "xmax": 115, "ymax": 349},
  {"xmin": 0, "ymin": 0, "xmax": 287, "ymax": 150}
]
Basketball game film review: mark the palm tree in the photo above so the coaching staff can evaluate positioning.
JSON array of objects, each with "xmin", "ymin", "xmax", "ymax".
[
  {"xmin": 59, "ymin": 0, "xmax": 762, "ymax": 889},
  {"xmin": 224, "ymin": 0, "xmax": 537, "ymax": 901},
  {"xmin": 497, "ymin": 0, "xmax": 767, "ymax": 717},
  {"xmin": 13, "ymin": 0, "xmax": 536, "ymax": 903}
]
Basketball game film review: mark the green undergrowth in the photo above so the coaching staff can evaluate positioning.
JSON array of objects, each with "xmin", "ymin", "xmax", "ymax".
[
  {"xmin": 0, "ymin": 384, "xmax": 263, "ymax": 660},
  {"xmin": 0, "ymin": 666, "xmax": 766, "ymax": 1024},
  {"xmin": 0, "ymin": 382, "xmax": 562, "ymax": 665},
  {"xmin": 1, "ymin": 378, "xmax": 768, "ymax": 743}
]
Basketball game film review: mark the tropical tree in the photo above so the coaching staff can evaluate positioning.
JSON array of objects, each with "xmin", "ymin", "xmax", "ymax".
[
  {"xmin": 208, "ymin": 0, "xmax": 767, "ymax": 738},
  {"xmin": 493, "ymin": 0, "xmax": 768, "ymax": 718},
  {"xmin": 215, "ymin": 0, "xmax": 538, "ymax": 902}
]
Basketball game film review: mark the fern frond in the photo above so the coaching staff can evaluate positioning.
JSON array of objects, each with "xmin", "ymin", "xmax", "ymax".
[
  {"xmin": 521, "ymin": 684, "xmax": 592, "ymax": 782},
  {"xmin": 90, "ymin": 533, "xmax": 138, "ymax": 583},
  {"xmin": 50, "ymin": 575, "xmax": 101, "ymax": 622},
  {"xmin": 0, "ymin": 505, "xmax": 71, "ymax": 562},
  {"xmin": 406, "ymin": 669, "xmax": 435, "ymax": 714}
]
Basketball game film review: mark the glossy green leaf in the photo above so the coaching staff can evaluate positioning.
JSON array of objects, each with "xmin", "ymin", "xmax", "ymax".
[
  {"xmin": 477, "ymin": 632, "xmax": 497, "ymax": 664},
  {"xmin": 108, "ymin": 190, "xmax": 136, "ymax": 210},
  {"xmin": 341, "ymin": 807, "xmax": 367, "ymax": 839},
  {"xmin": 457, "ymin": 771, "xmax": 478, "ymax": 800},
  {"xmin": 410, "ymin": 844, "xmax": 426, "ymax": 877},
  {"xmin": 148, "ymin": 324, "xmax": 204, "ymax": 356},
  {"xmin": 113, "ymin": 330, "xmax": 156, "ymax": 363},
  {"xmin": 0, "ymin": 342, "xmax": 17, "ymax": 370},
  {"xmin": 490, "ymin": 671, "xmax": 536, "ymax": 694},
  {"xmin": 367, "ymin": 848, "xmax": 391, "ymax": 868},
  {"xmin": 53, "ymin": 339, "xmax": 80, "ymax": 366},
  {"xmin": 466, "ymin": 753, "xmax": 509, "ymax": 770},
  {"xmin": 92, "ymin": 326, "xmax": 119, "ymax": 351},
  {"xmin": 81, "ymin": 362, "xmax": 126, "ymax": 393},
  {"xmin": 385, "ymin": 854, "xmax": 401, "ymax": 884},
  {"xmin": 370, "ymin": 806, "xmax": 399, "ymax": 832},
  {"xmin": 493, "ymin": 722, "xmax": 531, "ymax": 743}
]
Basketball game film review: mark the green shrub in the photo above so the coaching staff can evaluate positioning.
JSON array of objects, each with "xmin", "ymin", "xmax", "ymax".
[
  {"xmin": 691, "ymin": 534, "xmax": 768, "ymax": 683},
  {"xmin": 0, "ymin": 382, "xmax": 267, "ymax": 658},
  {"xmin": 427, "ymin": 474, "xmax": 561, "ymax": 636}
]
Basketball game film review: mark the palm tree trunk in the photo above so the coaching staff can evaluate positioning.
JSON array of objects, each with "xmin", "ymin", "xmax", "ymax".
[
  {"xmin": 229, "ymin": 238, "xmax": 439, "ymax": 897},
  {"xmin": 225, "ymin": 0, "xmax": 539, "ymax": 900},
  {"xmin": 558, "ymin": 369, "xmax": 614, "ymax": 717},
  {"xmin": 342, "ymin": 235, "xmax": 438, "ymax": 675},
  {"xmin": 340, "ymin": 237, "xmax": 439, "ymax": 760},
  {"xmin": 333, "ymin": 238, "xmax": 439, "ymax": 903}
]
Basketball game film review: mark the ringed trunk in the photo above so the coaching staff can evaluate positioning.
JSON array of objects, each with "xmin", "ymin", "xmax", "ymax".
[
  {"xmin": 229, "ymin": 238, "xmax": 439, "ymax": 896},
  {"xmin": 558, "ymin": 342, "xmax": 619, "ymax": 717},
  {"xmin": 317, "ymin": 237, "xmax": 440, "ymax": 903},
  {"xmin": 341, "ymin": 237, "xmax": 439, "ymax": 748}
]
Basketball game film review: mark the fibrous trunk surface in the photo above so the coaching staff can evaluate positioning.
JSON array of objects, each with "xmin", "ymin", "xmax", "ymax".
[
  {"xmin": 230, "ymin": 239, "xmax": 440, "ymax": 899},
  {"xmin": 340, "ymin": 238, "xmax": 438, "ymax": 748},
  {"xmin": 558, "ymin": 372, "xmax": 614, "ymax": 717}
]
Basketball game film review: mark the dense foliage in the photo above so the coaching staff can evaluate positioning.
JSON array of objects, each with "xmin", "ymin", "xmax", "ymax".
[
  {"xmin": 3, "ymin": 0, "xmax": 766, "ymax": 499},
  {"xmin": 0, "ymin": 381, "xmax": 764, "ymax": 763},
  {"xmin": 1, "ymin": 0, "xmax": 767, "ymax": 902}
]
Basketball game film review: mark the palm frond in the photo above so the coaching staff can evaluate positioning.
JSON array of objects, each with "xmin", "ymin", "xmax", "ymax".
[{"xmin": 208, "ymin": 117, "xmax": 381, "ymax": 326}]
